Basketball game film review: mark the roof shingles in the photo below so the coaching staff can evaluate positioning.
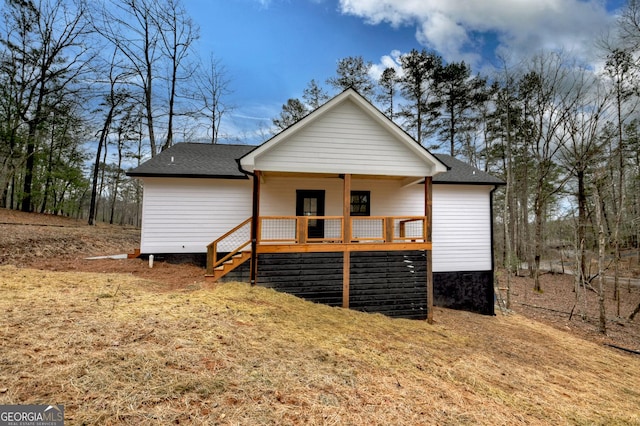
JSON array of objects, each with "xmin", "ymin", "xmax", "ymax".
[
  {"xmin": 433, "ymin": 154, "xmax": 504, "ymax": 185},
  {"xmin": 127, "ymin": 143, "xmax": 504, "ymax": 185},
  {"xmin": 127, "ymin": 143, "xmax": 253, "ymax": 178}
]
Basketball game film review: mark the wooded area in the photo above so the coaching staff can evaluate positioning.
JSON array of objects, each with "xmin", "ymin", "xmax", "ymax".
[{"xmin": 1, "ymin": 0, "xmax": 639, "ymax": 331}]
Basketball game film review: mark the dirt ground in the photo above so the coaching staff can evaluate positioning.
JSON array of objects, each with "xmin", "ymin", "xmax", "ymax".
[
  {"xmin": 0, "ymin": 209, "xmax": 203, "ymax": 289},
  {"xmin": 2, "ymin": 208, "xmax": 639, "ymax": 353},
  {"xmin": 503, "ymin": 272, "xmax": 640, "ymax": 353}
]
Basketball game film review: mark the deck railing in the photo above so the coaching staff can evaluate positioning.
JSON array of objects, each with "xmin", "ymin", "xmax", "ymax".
[
  {"xmin": 259, "ymin": 215, "xmax": 427, "ymax": 244},
  {"xmin": 206, "ymin": 218, "xmax": 251, "ymax": 274},
  {"xmin": 206, "ymin": 215, "xmax": 428, "ymax": 275}
]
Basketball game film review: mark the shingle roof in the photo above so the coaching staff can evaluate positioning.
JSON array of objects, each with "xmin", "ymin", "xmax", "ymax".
[
  {"xmin": 433, "ymin": 154, "xmax": 504, "ymax": 185},
  {"xmin": 126, "ymin": 143, "xmax": 254, "ymax": 178},
  {"xmin": 127, "ymin": 143, "xmax": 504, "ymax": 186}
]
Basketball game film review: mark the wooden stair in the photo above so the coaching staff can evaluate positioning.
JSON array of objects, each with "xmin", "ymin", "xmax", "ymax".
[{"xmin": 205, "ymin": 251, "xmax": 251, "ymax": 282}]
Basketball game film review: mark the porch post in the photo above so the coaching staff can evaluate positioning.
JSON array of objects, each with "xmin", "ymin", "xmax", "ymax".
[
  {"xmin": 250, "ymin": 170, "xmax": 261, "ymax": 286},
  {"xmin": 342, "ymin": 173, "xmax": 351, "ymax": 308},
  {"xmin": 425, "ymin": 176, "xmax": 434, "ymax": 323}
]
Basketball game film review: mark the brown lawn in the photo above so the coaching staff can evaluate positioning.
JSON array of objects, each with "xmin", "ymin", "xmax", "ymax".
[{"xmin": 1, "ymin": 208, "xmax": 639, "ymax": 424}]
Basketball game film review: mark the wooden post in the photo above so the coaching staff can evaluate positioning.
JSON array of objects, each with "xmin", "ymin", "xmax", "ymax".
[
  {"xmin": 250, "ymin": 170, "xmax": 261, "ymax": 286},
  {"xmin": 385, "ymin": 217, "xmax": 394, "ymax": 242},
  {"xmin": 343, "ymin": 174, "xmax": 351, "ymax": 308},
  {"xmin": 425, "ymin": 176, "xmax": 434, "ymax": 323},
  {"xmin": 297, "ymin": 217, "xmax": 307, "ymax": 244},
  {"xmin": 206, "ymin": 244, "xmax": 214, "ymax": 275},
  {"xmin": 343, "ymin": 250, "xmax": 350, "ymax": 309},
  {"xmin": 343, "ymin": 174, "xmax": 351, "ymax": 243}
]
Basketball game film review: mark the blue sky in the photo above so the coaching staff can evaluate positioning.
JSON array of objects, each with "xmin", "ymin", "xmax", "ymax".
[{"xmin": 183, "ymin": 0, "xmax": 627, "ymax": 144}]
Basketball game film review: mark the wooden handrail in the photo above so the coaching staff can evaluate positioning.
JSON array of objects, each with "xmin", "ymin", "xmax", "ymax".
[
  {"xmin": 208, "ymin": 215, "xmax": 429, "ymax": 274},
  {"xmin": 206, "ymin": 218, "xmax": 251, "ymax": 275},
  {"xmin": 256, "ymin": 215, "xmax": 427, "ymax": 244},
  {"xmin": 398, "ymin": 217, "xmax": 427, "ymax": 240}
]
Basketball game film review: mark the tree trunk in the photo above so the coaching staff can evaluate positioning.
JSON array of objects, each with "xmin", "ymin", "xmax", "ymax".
[
  {"xmin": 594, "ymin": 181, "xmax": 607, "ymax": 335},
  {"xmin": 40, "ymin": 122, "xmax": 57, "ymax": 214},
  {"xmin": 110, "ymin": 131, "xmax": 125, "ymax": 225},
  {"xmin": 21, "ymin": 123, "xmax": 38, "ymax": 212},
  {"xmin": 576, "ymin": 168, "xmax": 587, "ymax": 286},
  {"xmin": 533, "ymin": 191, "xmax": 545, "ymax": 292},
  {"xmin": 89, "ymin": 108, "xmax": 114, "ymax": 225}
]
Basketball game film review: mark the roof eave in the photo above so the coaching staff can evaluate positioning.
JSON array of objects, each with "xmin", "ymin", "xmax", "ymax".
[
  {"xmin": 432, "ymin": 180, "xmax": 505, "ymax": 186},
  {"xmin": 126, "ymin": 172, "xmax": 249, "ymax": 180}
]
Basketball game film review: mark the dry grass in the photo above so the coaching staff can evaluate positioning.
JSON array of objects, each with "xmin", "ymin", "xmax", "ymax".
[{"xmin": 1, "ymin": 265, "xmax": 640, "ymax": 425}]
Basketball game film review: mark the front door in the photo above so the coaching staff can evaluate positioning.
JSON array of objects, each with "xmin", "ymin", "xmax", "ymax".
[{"xmin": 296, "ymin": 190, "xmax": 325, "ymax": 239}]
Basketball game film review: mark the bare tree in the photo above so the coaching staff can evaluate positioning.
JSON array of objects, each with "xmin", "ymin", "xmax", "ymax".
[
  {"xmin": 96, "ymin": 0, "xmax": 161, "ymax": 156},
  {"xmin": 603, "ymin": 48, "xmax": 638, "ymax": 314},
  {"xmin": 193, "ymin": 53, "xmax": 233, "ymax": 144},
  {"xmin": 0, "ymin": 0, "xmax": 93, "ymax": 212},
  {"xmin": 494, "ymin": 57, "xmax": 520, "ymax": 309},
  {"xmin": 592, "ymin": 171, "xmax": 608, "ymax": 334},
  {"xmin": 155, "ymin": 0, "xmax": 198, "ymax": 151},
  {"xmin": 109, "ymin": 103, "xmax": 137, "ymax": 223},
  {"xmin": 0, "ymin": 26, "xmax": 26, "ymax": 209},
  {"xmin": 618, "ymin": 0, "xmax": 640, "ymax": 49},
  {"xmin": 88, "ymin": 48, "xmax": 132, "ymax": 225},
  {"xmin": 520, "ymin": 52, "xmax": 578, "ymax": 292},
  {"xmin": 558, "ymin": 68, "xmax": 610, "ymax": 295}
]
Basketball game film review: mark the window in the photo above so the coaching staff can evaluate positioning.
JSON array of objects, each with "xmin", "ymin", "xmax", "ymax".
[{"xmin": 350, "ymin": 191, "xmax": 370, "ymax": 216}]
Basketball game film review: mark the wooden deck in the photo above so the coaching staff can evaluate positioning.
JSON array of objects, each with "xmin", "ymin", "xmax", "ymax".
[
  {"xmin": 206, "ymin": 215, "xmax": 430, "ymax": 274},
  {"xmin": 206, "ymin": 215, "xmax": 433, "ymax": 320},
  {"xmin": 257, "ymin": 215, "xmax": 430, "ymax": 252}
]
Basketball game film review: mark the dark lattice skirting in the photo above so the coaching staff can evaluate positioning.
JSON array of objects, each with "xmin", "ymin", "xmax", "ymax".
[
  {"xmin": 257, "ymin": 251, "xmax": 428, "ymax": 320},
  {"xmin": 257, "ymin": 252, "xmax": 344, "ymax": 307},
  {"xmin": 432, "ymin": 271, "xmax": 495, "ymax": 315},
  {"xmin": 349, "ymin": 251, "xmax": 427, "ymax": 319},
  {"xmin": 144, "ymin": 252, "xmax": 495, "ymax": 317}
]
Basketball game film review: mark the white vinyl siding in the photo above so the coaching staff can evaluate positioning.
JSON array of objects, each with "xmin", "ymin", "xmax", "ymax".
[
  {"xmin": 432, "ymin": 185, "xmax": 493, "ymax": 272},
  {"xmin": 260, "ymin": 177, "xmax": 426, "ymax": 242},
  {"xmin": 260, "ymin": 177, "xmax": 424, "ymax": 216},
  {"xmin": 140, "ymin": 177, "xmax": 252, "ymax": 253},
  {"xmin": 140, "ymin": 176, "xmax": 494, "ymax": 274},
  {"xmin": 255, "ymin": 99, "xmax": 435, "ymax": 177},
  {"xmin": 262, "ymin": 180, "xmax": 494, "ymax": 272}
]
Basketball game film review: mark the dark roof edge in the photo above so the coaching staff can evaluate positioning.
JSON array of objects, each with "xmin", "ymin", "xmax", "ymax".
[
  {"xmin": 126, "ymin": 172, "xmax": 249, "ymax": 180},
  {"xmin": 432, "ymin": 180, "xmax": 505, "ymax": 186}
]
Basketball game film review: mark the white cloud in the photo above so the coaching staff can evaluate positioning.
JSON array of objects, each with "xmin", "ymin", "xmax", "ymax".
[
  {"xmin": 369, "ymin": 49, "xmax": 403, "ymax": 80},
  {"xmin": 339, "ymin": 0, "xmax": 616, "ymax": 66}
]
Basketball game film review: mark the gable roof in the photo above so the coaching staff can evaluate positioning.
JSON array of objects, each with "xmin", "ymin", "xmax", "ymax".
[
  {"xmin": 127, "ymin": 143, "xmax": 253, "ymax": 179},
  {"xmin": 239, "ymin": 88, "xmax": 449, "ymax": 178},
  {"xmin": 433, "ymin": 154, "xmax": 505, "ymax": 185},
  {"xmin": 126, "ymin": 143, "xmax": 504, "ymax": 186}
]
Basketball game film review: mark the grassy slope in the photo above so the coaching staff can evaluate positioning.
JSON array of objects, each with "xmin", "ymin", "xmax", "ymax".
[
  {"xmin": 0, "ymin": 210, "xmax": 139, "ymax": 266},
  {"xmin": 1, "ymin": 266, "xmax": 639, "ymax": 425}
]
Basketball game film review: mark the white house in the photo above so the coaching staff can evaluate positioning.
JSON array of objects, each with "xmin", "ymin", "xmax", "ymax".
[{"xmin": 128, "ymin": 89, "xmax": 503, "ymax": 320}]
